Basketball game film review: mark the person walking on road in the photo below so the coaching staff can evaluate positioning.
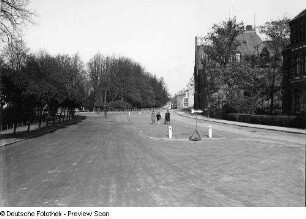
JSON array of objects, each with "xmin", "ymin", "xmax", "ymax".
[
  {"xmin": 151, "ymin": 110, "xmax": 156, "ymax": 124},
  {"xmin": 156, "ymin": 112, "xmax": 161, "ymax": 124},
  {"xmin": 104, "ymin": 108, "xmax": 108, "ymax": 118},
  {"xmin": 165, "ymin": 110, "xmax": 170, "ymax": 125}
]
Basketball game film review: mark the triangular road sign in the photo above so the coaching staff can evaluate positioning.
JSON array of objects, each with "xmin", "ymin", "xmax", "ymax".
[{"xmin": 189, "ymin": 129, "xmax": 201, "ymax": 141}]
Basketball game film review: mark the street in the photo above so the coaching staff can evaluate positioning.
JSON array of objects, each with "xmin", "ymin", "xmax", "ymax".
[{"xmin": 0, "ymin": 111, "xmax": 304, "ymax": 206}]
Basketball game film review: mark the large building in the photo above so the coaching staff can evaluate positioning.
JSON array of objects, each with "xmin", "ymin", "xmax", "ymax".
[
  {"xmin": 193, "ymin": 37, "xmax": 206, "ymax": 110},
  {"xmin": 194, "ymin": 25, "xmax": 265, "ymax": 112},
  {"xmin": 282, "ymin": 9, "xmax": 306, "ymax": 115}
]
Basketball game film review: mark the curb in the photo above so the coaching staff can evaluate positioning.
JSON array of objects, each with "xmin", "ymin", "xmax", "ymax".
[{"xmin": 175, "ymin": 111, "xmax": 306, "ymax": 135}]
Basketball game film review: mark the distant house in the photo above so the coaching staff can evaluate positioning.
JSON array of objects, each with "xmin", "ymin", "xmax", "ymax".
[
  {"xmin": 176, "ymin": 93, "xmax": 187, "ymax": 109},
  {"xmin": 282, "ymin": 9, "xmax": 306, "ymax": 115},
  {"xmin": 169, "ymin": 96, "xmax": 177, "ymax": 109},
  {"xmin": 171, "ymin": 101, "xmax": 177, "ymax": 109},
  {"xmin": 174, "ymin": 89, "xmax": 188, "ymax": 109},
  {"xmin": 163, "ymin": 101, "xmax": 172, "ymax": 109}
]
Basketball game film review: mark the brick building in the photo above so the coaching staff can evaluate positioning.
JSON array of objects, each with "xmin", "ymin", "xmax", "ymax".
[
  {"xmin": 282, "ymin": 9, "xmax": 306, "ymax": 115},
  {"xmin": 194, "ymin": 25, "xmax": 265, "ymax": 112}
]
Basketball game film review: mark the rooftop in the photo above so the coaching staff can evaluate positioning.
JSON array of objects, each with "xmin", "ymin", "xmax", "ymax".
[
  {"xmin": 237, "ymin": 29, "xmax": 263, "ymax": 56},
  {"xmin": 291, "ymin": 9, "xmax": 306, "ymax": 21}
]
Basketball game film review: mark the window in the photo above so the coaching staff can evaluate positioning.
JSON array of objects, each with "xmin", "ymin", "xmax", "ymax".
[
  {"xmin": 304, "ymin": 55, "xmax": 306, "ymax": 76},
  {"xmin": 236, "ymin": 53, "xmax": 241, "ymax": 62},
  {"xmin": 294, "ymin": 89, "xmax": 302, "ymax": 113},
  {"xmin": 296, "ymin": 56, "xmax": 301, "ymax": 76},
  {"xmin": 290, "ymin": 57, "xmax": 295, "ymax": 77},
  {"xmin": 184, "ymin": 98, "xmax": 188, "ymax": 107},
  {"xmin": 229, "ymin": 56, "xmax": 233, "ymax": 62}
]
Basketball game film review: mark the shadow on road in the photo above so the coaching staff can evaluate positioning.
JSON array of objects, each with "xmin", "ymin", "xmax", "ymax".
[{"xmin": 0, "ymin": 115, "xmax": 87, "ymax": 141}]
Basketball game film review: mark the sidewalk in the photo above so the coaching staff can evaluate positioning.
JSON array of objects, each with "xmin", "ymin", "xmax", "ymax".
[
  {"xmin": 0, "ymin": 116, "xmax": 85, "ymax": 148},
  {"xmin": 175, "ymin": 110, "xmax": 306, "ymax": 134}
]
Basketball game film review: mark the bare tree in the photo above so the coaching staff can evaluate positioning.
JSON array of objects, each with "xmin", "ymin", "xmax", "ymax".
[
  {"xmin": 0, "ymin": 0, "xmax": 35, "ymax": 42},
  {"xmin": 2, "ymin": 38, "xmax": 29, "ymax": 70},
  {"xmin": 0, "ymin": 0, "xmax": 35, "ymax": 125}
]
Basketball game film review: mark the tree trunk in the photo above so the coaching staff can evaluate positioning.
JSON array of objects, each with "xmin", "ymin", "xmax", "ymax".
[
  {"xmin": 13, "ymin": 123, "xmax": 17, "ymax": 134},
  {"xmin": 269, "ymin": 72, "xmax": 276, "ymax": 115},
  {"xmin": 38, "ymin": 110, "xmax": 42, "ymax": 128},
  {"xmin": 0, "ymin": 105, "xmax": 2, "ymax": 125},
  {"xmin": 27, "ymin": 122, "xmax": 31, "ymax": 132},
  {"xmin": 104, "ymin": 90, "xmax": 107, "ymax": 105},
  {"xmin": 121, "ymin": 85, "xmax": 124, "ymax": 101}
]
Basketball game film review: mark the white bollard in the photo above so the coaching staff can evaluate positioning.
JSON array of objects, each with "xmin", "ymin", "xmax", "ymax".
[
  {"xmin": 168, "ymin": 126, "xmax": 172, "ymax": 139},
  {"xmin": 208, "ymin": 125, "xmax": 212, "ymax": 138},
  {"xmin": 129, "ymin": 111, "xmax": 130, "ymax": 116}
]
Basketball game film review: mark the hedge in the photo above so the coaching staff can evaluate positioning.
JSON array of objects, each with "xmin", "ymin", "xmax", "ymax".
[{"xmin": 224, "ymin": 113, "xmax": 305, "ymax": 129}]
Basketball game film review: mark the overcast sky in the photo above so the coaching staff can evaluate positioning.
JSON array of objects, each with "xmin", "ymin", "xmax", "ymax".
[{"xmin": 23, "ymin": 0, "xmax": 305, "ymax": 95}]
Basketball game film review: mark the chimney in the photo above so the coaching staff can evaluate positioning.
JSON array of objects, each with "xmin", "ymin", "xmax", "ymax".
[{"xmin": 246, "ymin": 25, "xmax": 253, "ymax": 31}]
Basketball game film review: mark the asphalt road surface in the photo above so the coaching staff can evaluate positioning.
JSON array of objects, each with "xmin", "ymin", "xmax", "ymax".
[{"xmin": 0, "ymin": 112, "xmax": 304, "ymax": 206}]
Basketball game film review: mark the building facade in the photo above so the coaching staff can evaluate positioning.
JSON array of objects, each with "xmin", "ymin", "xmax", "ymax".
[
  {"xmin": 176, "ymin": 92, "xmax": 187, "ymax": 109},
  {"xmin": 194, "ymin": 37, "xmax": 207, "ymax": 110},
  {"xmin": 282, "ymin": 9, "xmax": 306, "ymax": 115},
  {"xmin": 174, "ymin": 77, "xmax": 194, "ymax": 110},
  {"xmin": 194, "ymin": 26, "xmax": 265, "ymax": 112},
  {"xmin": 186, "ymin": 76, "xmax": 195, "ymax": 108}
]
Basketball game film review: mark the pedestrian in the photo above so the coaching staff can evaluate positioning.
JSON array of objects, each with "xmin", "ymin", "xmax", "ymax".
[
  {"xmin": 104, "ymin": 107, "xmax": 108, "ymax": 118},
  {"xmin": 151, "ymin": 110, "xmax": 156, "ymax": 124},
  {"xmin": 165, "ymin": 110, "xmax": 170, "ymax": 125},
  {"xmin": 156, "ymin": 112, "xmax": 161, "ymax": 124}
]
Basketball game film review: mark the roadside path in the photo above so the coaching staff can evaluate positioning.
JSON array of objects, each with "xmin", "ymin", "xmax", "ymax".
[
  {"xmin": 0, "ymin": 117, "xmax": 84, "ymax": 147},
  {"xmin": 175, "ymin": 110, "xmax": 306, "ymax": 134}
]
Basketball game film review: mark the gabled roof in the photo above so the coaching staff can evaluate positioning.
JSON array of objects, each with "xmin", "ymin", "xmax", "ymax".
[
  {"xmin": 236, "ymin": 30, "xmax": 263, "ymax": 56},
  {"xmin": 186, "ymin": 76, "xmax": 194, "ymax": 87},
  {"xmin": 291, "ymin": 9, "xmax": 306, "ymax": 22}
]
